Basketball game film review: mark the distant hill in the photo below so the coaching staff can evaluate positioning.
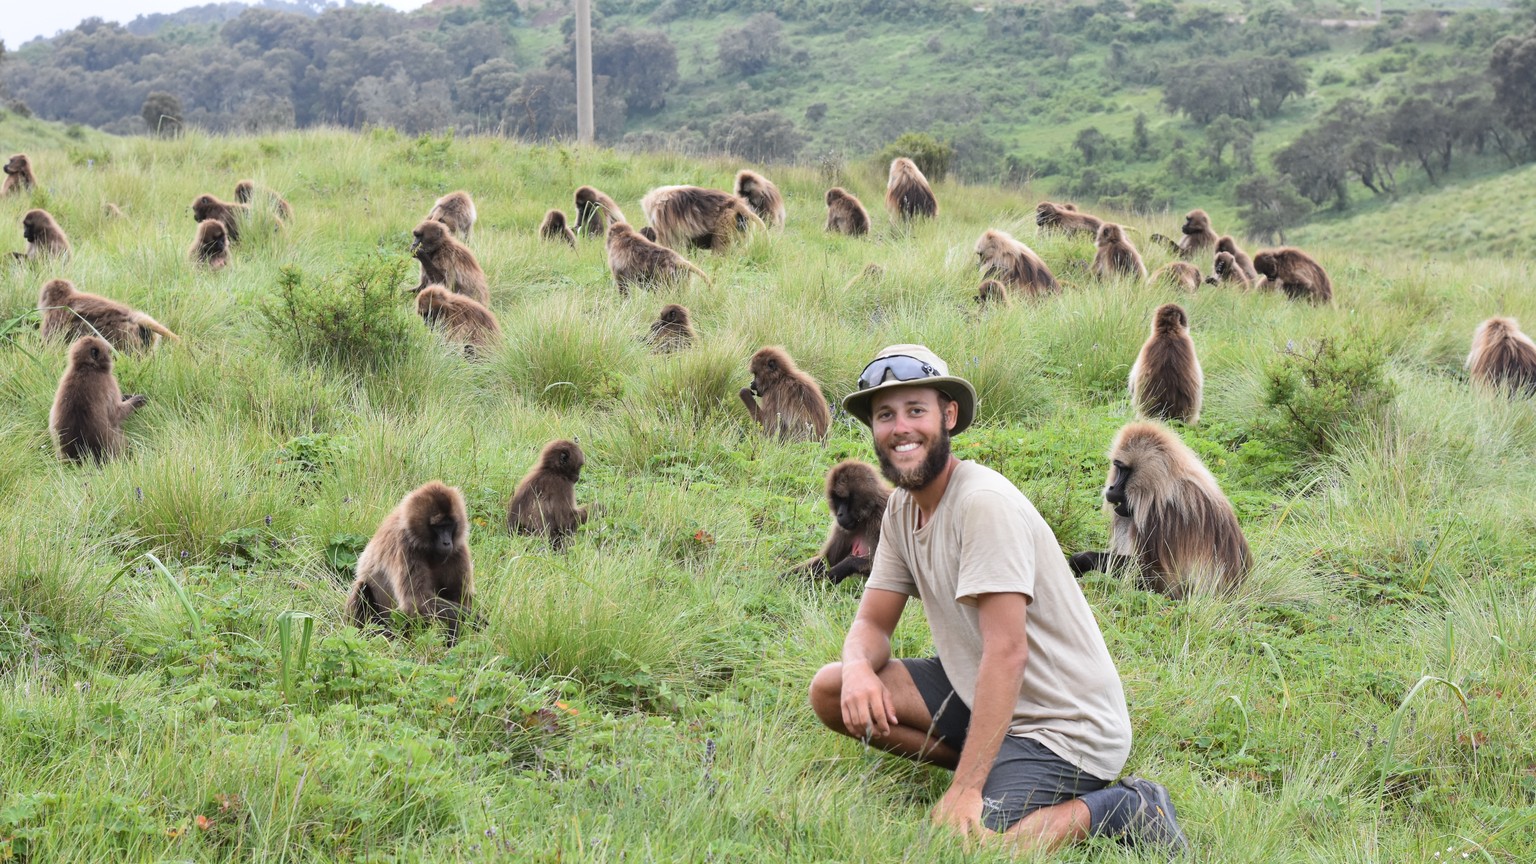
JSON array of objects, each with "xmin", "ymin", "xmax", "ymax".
[
  {"xmin": 123, "ymin": 0, "xmax": 330, "ymax": 36},
  {"xmin": 2, "ymin": 0, "xmax": 1533, "ymax": 250},
  {"xmin": 1291, "ymin": 162, "xmax": 1536, "ymax": 257}
]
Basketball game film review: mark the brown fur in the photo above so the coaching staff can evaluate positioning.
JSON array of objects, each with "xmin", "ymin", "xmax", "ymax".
[
  {"xmin": 426, "ymin": 191, "xmax": 477, "ymax": 241},
  {"xmin": 845, "ymin": 263, "xmax": 884, "ymax": 290},
  {"xmin": 1467, "ymin": 317, "xmax": 1536, "ymax": 396},
  {"xmin": 789, "ymin": 460, "xmax": 892, "ymax": 583},
  {"xmin": 1130, "ymin": 304, "xmax": 1202, "ymax": 425},
  {"xmin": 1150, "ymin": 262, "xmax": 1202, "ymax": 292},
  {"xmin": 189, "ymin": 219, "xmax": 230, "ymax": 270},
  {"xmin": 739, "ymin": 346, "xmax": 831, "ymax": 442},
  {"xmin": 1035, "ymin": 201, "xmax": 1103, "ymax": 238},
  {"xmin": 1252, "ymin": 247, "xmax": 1332, "ymax": 304},
  {"xmin": 574, "ymin": 186, "xmax": 626, "ymax": 237},
  {"xmin": 605, "ymin": 222, "xmax": 710, "ymax": 296},
  {"xmin": 345, "ymin": 481, "xmax": 474, "ymax": 644},
  {"xmin": 639, "ymin": 226, "xmax": 658, "ymax": 242},
  {"xmin": 1152, "ymin": 209, "xmax": 1218, "ymax": 260},
  {"xmin": 1214, "ymin": 235, "xmax": 1258, "ymax": 282},
  {"xmin": 646, "ymin": 303, "xmax": 696, "ymax": 353},
  {"xmin": 191, "ymin": 194, "xmax": 249, "ymax": 243},
  {"xmin": 1072, "ymin": 422, "xmax": 1251, "ymax": 598},
  {"xmin": 640, "ymin": 185, "xmax": 765, "ymax": 251},
  {"xmin": 734, "ymin": 169, "xmax": 786, "ymax": 228},
  {"xmin": 49, "ymin": 335, "xmax": 147, "ymax": 462},
  {"xmin": 885, "ymin": 157, "xmax": 937, "ymax": 221},
  {"xmin": 506, "ymin": 440, "xmax": 590, "ymax": 549},
  {"xmin": 540, "ymin": 209, "xmax": 576, "ymax": 247},
  {"xmin": 1206, "ymin": 251, "xmax": 1254, "ymax": 289},
  {"xmin": 975, "ymin": 278, "xmax": 1011, "ymax": 308},
  {"xmin": 234, "ymin": 180, "xmax": 294, "ymax": 221},
  {"xmin": 1092, "ymin": 223, "xmax": 1147, "ymax": 280},
  {"xmin": 103, "ymin": 203, "xmax": 124, "ymax": 219},
  {"xmin": 416, "ymin": 284, "xmax": 501, "ymax": 352},
  {"xmin": 2, "ymin": 154, "xmax": 36, "ymax": 196},
  {"xmin": 410, "ymin": 220, "xmax": 490, "ymax": 305},
  {"xmin": 824, "ymin": 187, "xmax": 871, "ymax": 236},
  {"xmin": 975, "ymin": 229, "xmax": 1058, "ymax": 298},
  {"xmin": 12, "ymin": 209, "xmax": 70, "ymax": 261},
  {"xmin": 39, "ymin": 279, "xmax": 179, "ymax": 353}
]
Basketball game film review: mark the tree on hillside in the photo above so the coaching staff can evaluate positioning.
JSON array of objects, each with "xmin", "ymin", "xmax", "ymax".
[
  {"xmin": 717, "ymin": 13, "xmax": 783, "ymax": 77},
  {"xmin": 142, "ymin": 92, "xmax": 183, "ymax": 136},
  {"xmin": 1385, "ymin": 97, "xmax": 1456, "ymax": 184},
  {"xmin": 1073, "ymin": 127, "xmax": 1108, "ymax": 164},
  {"xmin": 459, "ymin": 59, "xmax": 521, "ymax": 122},
  {"xmin": 1273, "ymin": 127, "xmax": 1350, "ymax": 210},
  {"xmin": 1489, "ymin": 29, "xmax": 1536, "ymax": 153},
  {"xmin": 1162, "ymin": 55, "xmax": 1305, "ymax": 123},
  {"xmin": 548, "ymin": 27, "xmax": 679, "ymax": 114},
  {"xmin": 1202, "ymin": 116, "xmax": 1253, "ymax": 175},
  {"xmin": 707, "ymin": 110, "xmax": 805, "ymax": 163},
  {"xmin": 505, "ymin": 68, "xmax": 625, "ymax": 142},
  {"xmin": 1235, "ymin": 174, "xmax": 1310, "ymax": 243}
]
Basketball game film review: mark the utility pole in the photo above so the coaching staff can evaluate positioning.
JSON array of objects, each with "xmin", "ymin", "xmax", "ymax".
[{"xmin": 575, "ymin": 0, "xmax": 594, "ymax": 144}]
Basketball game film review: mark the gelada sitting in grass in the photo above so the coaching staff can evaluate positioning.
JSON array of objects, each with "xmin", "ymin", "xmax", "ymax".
[{"xmin": 808, "ymin": 344, "xmax": 1188, "ymax": 856}]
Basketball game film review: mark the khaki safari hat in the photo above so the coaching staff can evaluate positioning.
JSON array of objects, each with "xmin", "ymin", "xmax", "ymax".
[{"xmin": 841, "ymin": 344, "xmax": 978, "ymax": 435}]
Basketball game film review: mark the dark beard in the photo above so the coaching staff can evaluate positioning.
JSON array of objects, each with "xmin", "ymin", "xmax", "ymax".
[{"xmin": 876, "ymin": 426, "xmax": 952, "ymax": 491}]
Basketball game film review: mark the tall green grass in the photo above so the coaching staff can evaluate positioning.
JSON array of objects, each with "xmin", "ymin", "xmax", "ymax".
[{"xmin": 0, "ymin": 116, "xmax": 1532, "ymax": 861}]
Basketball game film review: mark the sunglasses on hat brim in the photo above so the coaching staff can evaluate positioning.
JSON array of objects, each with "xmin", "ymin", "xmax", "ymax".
[{"xmin": 856, "ymin": 355, "xmax": 942, "ymax": 391}]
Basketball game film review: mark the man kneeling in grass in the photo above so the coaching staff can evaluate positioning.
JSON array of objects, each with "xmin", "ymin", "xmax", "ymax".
[{"xmin": 808, "ymin": 344, "xmax": 1188, "ymax": 856}]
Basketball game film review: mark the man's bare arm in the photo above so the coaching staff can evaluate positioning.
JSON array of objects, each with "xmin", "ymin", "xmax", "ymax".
[
  {"xmin": 839, "ymin": 588, "xmax": 908, "ymax": 737},
  {"xmin": 932, "ymin": 591, "xmax": 1030, "ymax": 835}
]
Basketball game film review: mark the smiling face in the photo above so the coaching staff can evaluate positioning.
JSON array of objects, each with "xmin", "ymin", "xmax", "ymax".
[{"xmin": 870, "ymin": 385, "xmax": 957, "ymax": 491}]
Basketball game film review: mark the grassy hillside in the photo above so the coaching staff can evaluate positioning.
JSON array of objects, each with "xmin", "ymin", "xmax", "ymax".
[
  {"xmin": 1290, "ymin": 161, "xmax": 1536, "ymax": 256},
  {"xmin": 1, "ymin": 115, "xmax": 1535, "ymax": 862}
]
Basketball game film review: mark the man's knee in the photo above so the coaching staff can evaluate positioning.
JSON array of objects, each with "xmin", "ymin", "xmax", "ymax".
[{"xmin": 809, "ymin": 662, "xmax": 844, "ymax": 729}]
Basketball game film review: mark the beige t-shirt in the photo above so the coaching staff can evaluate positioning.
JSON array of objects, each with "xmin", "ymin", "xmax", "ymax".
[{"xmin": 867, "ymin": 461, "xmax": 1132, "ymax": 781}]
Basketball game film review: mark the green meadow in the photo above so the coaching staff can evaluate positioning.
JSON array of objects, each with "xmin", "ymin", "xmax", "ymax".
[{"xmin": 0, "ymin": 114, "xmax": 1533, "ymax": 861}]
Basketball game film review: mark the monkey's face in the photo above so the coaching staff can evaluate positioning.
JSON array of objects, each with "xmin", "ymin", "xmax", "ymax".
[
  {"xmin": 1253, "ymin": 255, "xmax": 1276, "ymax": 278},
  {"xmin": 421, "ymin": 514, "xmax": 459, "ymax": 560},
  {"xmin": 830, "ymin": 492, "xmax": 862, "ymax": 532},
  {"xmin": 411, "ymin": 223, "xmax": 442, "ymax": 253},
  {"xmin": 1105, "ymin": 459, "xmax": 1133, "ymax": 518},
  {"xmin": 1214, "ymin": 254, "xmax": 1231, "ymax": 277},
  {"xmin": 542, "ymin": 442, "xmax": 585, "ymax": 482},
  {"xmin": 1182, "ymin": 213, "xmax": 1205, "ymax": 235},
  {"xmin": 747, "ymin": 353, "xmax": 780, "ymax": 396},
  {"xmin": 22, "ymin": 216, "xmax": 39, "ymax": 243},
  {"xmin": 975, "ymin": 235, "xmax": 997, "ymax": 262},
  {"xmin": 3, "ymin": 157, "xmax": 22, "ymax": 175},
  {"xmin": 70, "ymin": 336, "xmax": 113, "ymax": 372}
]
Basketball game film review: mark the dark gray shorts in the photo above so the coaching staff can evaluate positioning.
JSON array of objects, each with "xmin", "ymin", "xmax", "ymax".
[{"xmin": 901, "ymin": 657, "xmax": 1112, "ymax": 831}]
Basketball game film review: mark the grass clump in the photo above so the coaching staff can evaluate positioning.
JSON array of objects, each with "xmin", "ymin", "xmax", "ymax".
[
  {"xmin": 259, "ymin": 251, "xmax": 423, "ymax": 371},
  {"xmin": 1256, "ymin": 332, "xmax": 1399, "ymax": 460}
]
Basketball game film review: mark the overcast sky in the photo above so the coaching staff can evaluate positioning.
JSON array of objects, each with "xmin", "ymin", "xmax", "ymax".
[{"xmin": 2, "ymin": 1, "xmax": 430, "ymax": 49}]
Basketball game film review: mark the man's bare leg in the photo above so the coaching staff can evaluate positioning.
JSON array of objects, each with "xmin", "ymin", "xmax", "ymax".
[
  {"xmin": 994, "ymin": 798, "xmax": 1091, "ymax": 854},
  {"xmin": 809, "ymin": 661, "xmax": 960, "ymax": 768}
]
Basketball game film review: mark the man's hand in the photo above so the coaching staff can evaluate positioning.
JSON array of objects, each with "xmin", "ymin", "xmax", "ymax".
[
  {"xmin": 840, "ymin": 661, "xmax": 898, "ymax": 738},
  {"xmin": 931, "ymin": 785, "xmax": 987, "ymax": 838}
]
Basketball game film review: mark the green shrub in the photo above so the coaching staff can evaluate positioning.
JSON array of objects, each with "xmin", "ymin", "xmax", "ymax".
[
  {"xmin": 875, "ymin": 132, "xmax": 954, "ymax": 182},
  {"xmin": 260, "ymin": 251, "xmax": 423, "ymax": 371},
  {"xmin": 1255, "ymin": 334, "xmax": 1398, "ymax": 459}
]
